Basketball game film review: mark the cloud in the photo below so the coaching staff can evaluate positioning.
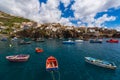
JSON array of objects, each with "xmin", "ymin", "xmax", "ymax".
[
  {"xmin": 80, "ymin": 14, "xmax": 116, "ymax": 27},
  {"xmin": 71, "ymin": 0, "xmax": 120, "ymax": 19},
  {"xmin": 115, "ymin": 27, "xmax": 120, "ymax": 31},
  {"xmin": 60, "ymin": 0, "xmax": 71, "ymax": 8},
  {"xmin": 0, "ymin": 0, "xmax": 40, "ymax": 21},
  {"xmin": 71, "ymin": 0, "xmax": 120, "ymax": 27},
  {"xmin": 0, "ymin": 0, "xmax": 62, "ymax": 23},
  {"xmin": 59, "ymin": 17, "xmax": 75, "ymax": 26},
  {"xmin": 38, "ymin": 0, "xmax": 61, "ymax": 23},
  {"xmin": 94, "ymin": 14, "xmax": 116, "ymax": 27},
  {"xmin": 0, "ymin": 0, "xmax": 73, "ymax": 25}
]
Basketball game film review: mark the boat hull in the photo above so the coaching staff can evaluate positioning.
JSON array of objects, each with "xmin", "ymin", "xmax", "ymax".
[
  {"xmin": 6, "ymin": 59, "xmax": 29, "ymax": 62},
  {"xmin": 18, "ymin": 42, "xmax": 31, "ymax": 45},
  {"xmin": 106, "ymin": 39, "xmax": 119, "ymax": 43},
  {"xmin": 62, "ymin": 40, "xmax": 75, "ymax": 44},
  {"xmin": 85, "ymin": 57, "xmax": 116, "ymax": 69},
  {"xmin": 106, "ymin": 40, "xmax": 118, "ymax": 43},
  {"xmin": 6, "ymin": 54, "xmax": 30, "ymax": 62},
  {"xmin": 62, "ymin": 42, "xmax": 75, "ymax": 44},
  {"xmin": 46, "ymin": 68, "xmax": 58, "ymax": 71}
]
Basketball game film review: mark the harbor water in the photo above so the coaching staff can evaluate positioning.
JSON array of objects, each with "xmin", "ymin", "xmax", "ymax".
[{"xmin": 0, "ymin": 39, "xmax": 120, "ymax": 80}]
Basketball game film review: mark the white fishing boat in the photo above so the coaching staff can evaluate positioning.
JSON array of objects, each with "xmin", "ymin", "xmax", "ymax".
[
  {"xmin": 75, "ymin": 39, "xmax": 83, "ymax": 43},
  {"xmin": 85, "ymin": 57, "xmax": 116, "ymax": 69},
  {"xmin": 62, "ymin": 40, "xmax": 75, "ymax": 44},
  {"xmin": 89, "ymin": 39, "xmax": 102, "ymax": 43}
]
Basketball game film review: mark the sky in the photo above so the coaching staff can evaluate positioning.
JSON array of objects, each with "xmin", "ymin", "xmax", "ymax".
[{"xmin": 0, "ymin": 0, "xmax": 120, "ymax": 30}]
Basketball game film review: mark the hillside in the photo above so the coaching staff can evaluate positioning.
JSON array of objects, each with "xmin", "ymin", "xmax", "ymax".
[
  {"xmin": 0, "ymin": 11, "xmax": 30, "ymax": 27},
  {"xmin": 0, "ymin": 11, "xmax": 34, "ymax": 35}
]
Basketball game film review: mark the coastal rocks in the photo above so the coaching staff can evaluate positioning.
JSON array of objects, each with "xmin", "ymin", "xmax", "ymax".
[
  {"xmin": 112, "ymin": 32, "xmax": 120, "ymax": 38},
  {"xmin": 13, "ymin": 23, "xmax": 119, "ymax": 39}
]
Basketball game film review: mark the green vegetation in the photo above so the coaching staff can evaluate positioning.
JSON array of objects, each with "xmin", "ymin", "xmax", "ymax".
[{"xmin": 0, "ymin": 11, "xmax": 30, "ymax": 27}]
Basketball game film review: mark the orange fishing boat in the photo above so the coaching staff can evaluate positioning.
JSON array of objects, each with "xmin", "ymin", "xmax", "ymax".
[
  {"xmin": 35, "ymin": 48, "xmax": 43, "ymax": 53},
  {"xmin": 46, "ymin": 56, "xmax": 58, "ymax": 71},
  {"xmin": 106, "ymin": 39, "xmax": 119, "ymax": 43}
]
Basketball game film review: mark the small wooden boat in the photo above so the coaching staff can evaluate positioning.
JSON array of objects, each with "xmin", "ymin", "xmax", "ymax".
[
  {"xmin": 6, "ymin": 54, "xmax": 30, "ymax": 62},
  {"xmin": 89, "ymin": 39, "xmax": 102, "ymax": 43},
  {"xmin": 85, "ymin": 57, "xmax": 116, "ymax": 69},
  {"xmin": 62, "ymin": 40, "xmax": 75, "ymax": 44},
  {"xmin": 106, "ymin": 39, "xmax": 119, "ymax": 43},
  {"xmin": 46, "ymin": 56, "xmax": 58, "ymax": 71},
  {"xmin": 35, "ymin": 47, "xmax": 43, "ymax": 53}
]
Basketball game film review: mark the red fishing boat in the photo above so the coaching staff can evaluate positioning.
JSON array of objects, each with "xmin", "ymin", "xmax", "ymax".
[
  {"xmin": 46, "ymin": 56, "xmax": 58, "ymax": 71},
  {"xmin": 106, "ymin": 39, "xmax": 119, "ymax": 43},
  {"xmin": 6, "ymin": 54, "xmax": 30, "ymax": 62},
  {"xmin": 35, "ymin": 48, "xmax": 43, "ymax": 53}
]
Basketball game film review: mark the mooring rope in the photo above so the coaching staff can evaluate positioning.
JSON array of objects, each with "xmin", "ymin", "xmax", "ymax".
[{"xmin": 51, "ymin": 71, "xmax": 55, "ymax": 80}]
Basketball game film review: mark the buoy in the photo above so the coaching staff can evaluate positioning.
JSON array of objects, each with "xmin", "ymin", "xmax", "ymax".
[{"xmin": 9, "ymin": 44, "xmax": 12, "ymax": 47}]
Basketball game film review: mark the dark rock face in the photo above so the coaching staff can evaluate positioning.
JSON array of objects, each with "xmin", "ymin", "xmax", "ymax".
[
  {"xmin": 14, "ymin": 23, "xmax": 119, "ymax": 39},
  {"xmin": 112, "ymin": 32, "xmax": 120, "ymax": 38}
]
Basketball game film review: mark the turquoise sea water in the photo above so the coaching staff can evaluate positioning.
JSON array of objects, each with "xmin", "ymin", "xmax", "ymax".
[{"xmin": 0, "ymin": 39, "xmax": 120, "ymax": 80}]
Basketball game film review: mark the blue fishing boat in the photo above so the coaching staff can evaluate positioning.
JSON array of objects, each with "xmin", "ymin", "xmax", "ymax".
[
  {"xmin": 1, "ymin": 38, "xmax": 7, "ymax": 41},
  {"xmin": 62, "ymin": 40, "xmax": 75, "ymax": 44},
  {"xmin": 89, "ymin": 39, "xmax": 102, "ymax": 43},
  {"xmin": 85, "ymin": 57, "xmax": 116, "ymax": 69}
]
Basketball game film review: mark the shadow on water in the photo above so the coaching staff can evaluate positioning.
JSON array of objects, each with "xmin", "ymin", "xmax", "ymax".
[{"xmin": 6, "ymin": 61, "xmax": 28, "ymax": 66}]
